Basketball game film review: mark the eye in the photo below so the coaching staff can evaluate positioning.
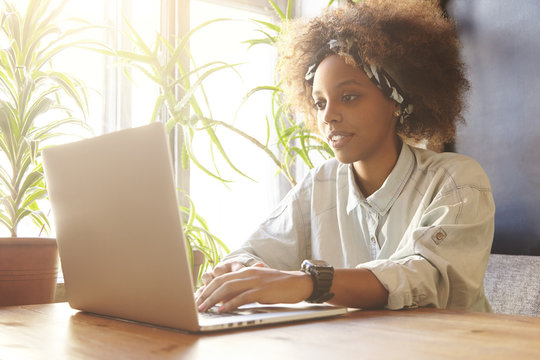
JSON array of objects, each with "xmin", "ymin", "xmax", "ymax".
[
  {"xmin": 313, "ymin": 100, "xmax": 326, "ymax": 111},
  {"xmin": 342, "ymin": 94, "xmax": 358, "ymax": 103}
]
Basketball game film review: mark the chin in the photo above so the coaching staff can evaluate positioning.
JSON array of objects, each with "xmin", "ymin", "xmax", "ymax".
[{"xmin": 334, "ymin": 153, "xmax": 358, "ymax": 164}]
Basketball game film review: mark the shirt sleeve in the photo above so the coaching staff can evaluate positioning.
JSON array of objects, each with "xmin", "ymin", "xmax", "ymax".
[
  {"xmin": 359, "ymin": 163, "xmax": 495, "ymax": 311},
  {"xmin": 221, "ymin": 177, "xmax": 312, "ymax": 271}
]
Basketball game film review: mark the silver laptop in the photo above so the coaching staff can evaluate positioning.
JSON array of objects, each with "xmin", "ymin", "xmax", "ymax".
[{"xmin": 42, "ymin": 123, "xmax": 347, "ymax": 332}]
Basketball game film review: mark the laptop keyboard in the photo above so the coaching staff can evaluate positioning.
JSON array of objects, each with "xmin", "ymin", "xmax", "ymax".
[
  {"xmin": 199, "ymin": 306, "xmax": 272, "ymax": 319},
  {"xmin": 199, "ymin": 307, "xmax": 242, "ymax": 319}
]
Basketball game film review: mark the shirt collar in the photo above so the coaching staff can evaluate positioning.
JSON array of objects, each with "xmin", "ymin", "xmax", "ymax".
[{"xmin": 346, "ymin": 141, "xmax": 415, "ymax": 215}]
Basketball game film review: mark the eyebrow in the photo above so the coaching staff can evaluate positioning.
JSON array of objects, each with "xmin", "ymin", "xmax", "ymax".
[{"xmin": 312, "ymin": 79, "xmax": 368, "ymax": 96}]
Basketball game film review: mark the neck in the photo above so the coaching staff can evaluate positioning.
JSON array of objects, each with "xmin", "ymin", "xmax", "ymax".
[{"xmin": 353, "ymin": 137, "xmax": 401, "ymax": 198}]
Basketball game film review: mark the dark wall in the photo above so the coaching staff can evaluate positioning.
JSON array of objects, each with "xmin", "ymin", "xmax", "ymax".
[{"xmin": 448, "ymin": 1, "xmax": 540, "ymax": 255}]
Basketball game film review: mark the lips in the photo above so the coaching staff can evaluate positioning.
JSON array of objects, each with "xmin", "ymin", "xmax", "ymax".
[{"xmin": 327, "ymin": 131, "xmax": 353, "ymax": 149}]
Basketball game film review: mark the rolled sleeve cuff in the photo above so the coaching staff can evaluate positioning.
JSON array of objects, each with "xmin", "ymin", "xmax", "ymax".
[{"xmin": 357, "ymin": 257, "xmax": 439, "ymax": 310}]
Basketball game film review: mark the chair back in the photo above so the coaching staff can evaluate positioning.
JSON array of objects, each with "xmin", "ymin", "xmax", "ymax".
[{"xmin": 484, "ymin": 254, "xmax": 540, "ymax": 317}]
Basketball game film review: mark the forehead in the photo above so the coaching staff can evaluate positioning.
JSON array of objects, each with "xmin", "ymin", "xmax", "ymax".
[{"xmin": 312, "ymin": 54, "xmax": 374, "ymax": 92}]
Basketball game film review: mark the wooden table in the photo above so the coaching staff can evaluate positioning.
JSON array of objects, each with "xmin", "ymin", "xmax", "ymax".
[{"xmin": 1, "ymin": 302, "xmax": 539, "ymax": 359}]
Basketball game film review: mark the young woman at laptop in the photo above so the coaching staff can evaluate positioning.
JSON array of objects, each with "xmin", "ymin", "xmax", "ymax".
[{"xmin": 196, "ymin": 0, "xmax": 495, "ymax": 313}]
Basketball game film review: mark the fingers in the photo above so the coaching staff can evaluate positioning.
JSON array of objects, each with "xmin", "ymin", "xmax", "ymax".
[
  {"xmin": 196, "ymin": 267, "xmax": 312, "ymax": 313},
  {"xmin": 217, "ymin": 289, "xmax": 258, "ymax": 313},
  {"xmin": 200, "ymin": 272, "xmax": 215, "ymax": 287},
  {"xmin": 196, "ymin": 268, "xmax": 259, "ymax": 312},
  {"xmin": 199, "ymin": 279, "xmax": 253, "ymax": 312},
  {"xmin": 201, "ymin": 261, "xmax": 246, "ymax": 286},
  {"xmin": 196, "ymin": 261, "xmax": 248, "ymax": 308}
]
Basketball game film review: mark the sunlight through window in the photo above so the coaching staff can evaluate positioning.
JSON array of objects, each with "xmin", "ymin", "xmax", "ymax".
[{"xmin": 189, "ymin": 1, "xmax": 281, "ymax": 250}]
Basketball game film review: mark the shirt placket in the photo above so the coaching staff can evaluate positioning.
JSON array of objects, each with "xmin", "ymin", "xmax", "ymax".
[{"xmin": 367, "ymin": 209, "xmax": 380, "ymax": 260}]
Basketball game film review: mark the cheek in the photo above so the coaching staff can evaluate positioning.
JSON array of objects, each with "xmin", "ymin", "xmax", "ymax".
[
  {"xmin": 363, "ymin": 101, "xmax": 396, "ymax": 127},
  {"xmin": 316, "ymin": 113, "xmax": 326, "ymax": 131}
]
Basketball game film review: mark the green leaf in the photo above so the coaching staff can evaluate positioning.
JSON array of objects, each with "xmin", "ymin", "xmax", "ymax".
[
  {"xmin": 268, "ymin": 0, "xmax": 286, "ymax": 20},
  {"xmin": 234, "ymin": 85, "xmax": 280, "ymax": 123},
  {"xmin": 122, "ymin": 16, "xmax": 154, "ymax": 57},
  {"xmin": 150, "ymin": 95, "xmax": 166, "ymax": 123},
  {"xmin": 22, "ymin": 96, "xmax": 53, "ymax": 136},
  {"xmin": 113, "ymin": 50, "xmax": 155, "ymax": 64},
  {"xmin": 0, "ymin": 212, "xmax": 14, "ymax": 231},
  {"xmin": 172, "ymin": 62, "xmax": 242, "ymax": 115},
  {"xmin": 44, "ymin": 72, "xmax": 89, "ymax": 118},
  {"xmin": 0, "ymin": 167, "xmax": 14, "ymax": 194},
  {"xmin": 32, "ymin": 116, "xmax": 89, "ymax": 139},
  {"xmin": 30, "ymin": 210, "xmax": 51, "ymax": 235},
  {"xmin": 15, "ymin": 169, "xmax": 43, "ymax": 206},
  {"xmin": 181, "ymin": 143, "xmax": 189, "ymax": 170},
  {"xmin": 164, "ymin": 18, "xmax": 231, "ymax": 76},
  {"xmin": 242, "ymin": 38, "xmax": 275, "ymax": 49},
  {"xmin": 181, "ymin": 127, "xmax": 232, "ymax": 183},
  {"xmin": 250, "ymin": 19, "xmax": 281, "ymax": 33},
  {"xmin": 204, "ymin": 123, "xmax": 255, "ymax": 181},
  {"xmin": 20, "ymin": 187, "xmax": 47, "ymax": 210}
]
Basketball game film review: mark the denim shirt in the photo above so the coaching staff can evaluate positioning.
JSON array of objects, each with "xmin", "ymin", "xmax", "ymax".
[{"xmin": 224, "ymin": 142, "xmax": 495, "ymax": 311}]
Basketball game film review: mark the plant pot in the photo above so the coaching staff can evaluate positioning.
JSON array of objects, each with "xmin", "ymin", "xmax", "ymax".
[{"xmin": 0, "ymin": 237, "xmax": 59, "ymax": 306}]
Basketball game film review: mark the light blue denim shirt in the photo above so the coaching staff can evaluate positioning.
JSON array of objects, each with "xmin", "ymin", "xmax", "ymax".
[{"xmin": 224, "ymin": 142, "xmax": 495, "ymax": 311}]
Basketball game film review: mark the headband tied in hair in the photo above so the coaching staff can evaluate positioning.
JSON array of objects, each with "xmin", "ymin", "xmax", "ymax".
[{"xmin": 305, "ymin": 38, "xmax": 414, "ymax": 124}]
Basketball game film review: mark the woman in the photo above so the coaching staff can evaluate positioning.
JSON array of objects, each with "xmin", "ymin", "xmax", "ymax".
[{"xmin": 196, "ymin": 0, "xmax": 495, "ymax": 313}]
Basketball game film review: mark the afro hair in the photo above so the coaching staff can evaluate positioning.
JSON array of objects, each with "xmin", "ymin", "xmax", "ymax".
[{"xmin": 276, "ymin": 0, "xmax": 469, "ymax": 147}]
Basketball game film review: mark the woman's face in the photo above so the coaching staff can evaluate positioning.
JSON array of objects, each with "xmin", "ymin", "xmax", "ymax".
[{"xmin": 312, "ymin": 55, "xmax": 399, "ymax": 166}]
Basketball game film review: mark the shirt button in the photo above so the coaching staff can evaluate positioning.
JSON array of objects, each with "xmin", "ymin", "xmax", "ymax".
[
  {"xmin": 371, "ymin": 236, "xmax": 376, "ymax": 243},
  {"xmin": 436, "ymin": 232, "xmax": 444, "ymax": 241}
]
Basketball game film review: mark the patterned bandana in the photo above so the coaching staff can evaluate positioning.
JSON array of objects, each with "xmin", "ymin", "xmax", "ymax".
[{"xmin": 305, "ymin": 38, "xmax": 414, "ymax": 124}]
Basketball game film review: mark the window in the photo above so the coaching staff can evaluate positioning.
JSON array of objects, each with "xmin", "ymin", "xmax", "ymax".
[
  {"xmin": 188, "ymin": 1, "xmax": 283, "ymax": 249},
  {"xmin": 10, "ymin": 0, "xmax": 290, "ymax": 251},
  {"xmin": 187, "ymin": 0, "xmax": 332, "ymax": 250},
  {"xmin": 9, "ymin": 0, "xmax": 163, "ymax": 237}
]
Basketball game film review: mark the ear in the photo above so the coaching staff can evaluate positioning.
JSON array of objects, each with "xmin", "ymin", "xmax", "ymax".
[{"xmin": 393, "ymin": 105, "xmax": 402, "ymax": 118}]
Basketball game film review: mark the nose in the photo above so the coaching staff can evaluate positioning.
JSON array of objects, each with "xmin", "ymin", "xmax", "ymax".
[{"xmin": 320, "ymin": 101, "xmax": 341, "ymax": 125}]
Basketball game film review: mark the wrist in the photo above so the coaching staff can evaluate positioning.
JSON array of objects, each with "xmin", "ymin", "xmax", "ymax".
[{"xmin": 286, "ymin": 270, "xmax": 314, "ymax": 302}]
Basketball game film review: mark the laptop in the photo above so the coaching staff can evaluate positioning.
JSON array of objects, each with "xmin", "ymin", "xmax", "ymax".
[{"xmin": 42, "ymin": 122, "xmax": 347, "ymax": 332}]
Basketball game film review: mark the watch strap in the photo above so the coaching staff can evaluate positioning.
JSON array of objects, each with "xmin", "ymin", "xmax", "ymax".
[{"xmin": 302, "ymin": 260, "xmax": 334, "ymax": 303}]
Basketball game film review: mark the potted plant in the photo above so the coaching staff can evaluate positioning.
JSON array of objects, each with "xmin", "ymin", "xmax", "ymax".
[{"xmin": 0, "ymin": 0, "xmax": 90, "ymax": 305}]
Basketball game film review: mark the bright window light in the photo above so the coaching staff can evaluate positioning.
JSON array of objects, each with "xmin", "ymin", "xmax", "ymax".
[
  {"xmin": 189, "ymin": 1, "xmax": 281, "ymax": 251},
  {"xmin": 5, "ymin": 0, "xmax": 284, "ymax": 252}
]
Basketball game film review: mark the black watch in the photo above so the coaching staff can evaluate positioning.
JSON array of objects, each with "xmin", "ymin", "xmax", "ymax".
[{"xmin": 301, "ymin": 259, "xmax": 334, "ymax": 303}]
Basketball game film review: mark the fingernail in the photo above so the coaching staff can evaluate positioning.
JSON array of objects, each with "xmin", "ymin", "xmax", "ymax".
[{"xmin": 198, "ymin": 303, "xmax": 207, "ymax": 312}]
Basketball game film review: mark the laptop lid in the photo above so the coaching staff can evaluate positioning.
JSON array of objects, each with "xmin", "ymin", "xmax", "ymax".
[
  {"xmin": 44, "ymin": 123, "xmax": 202, "ymax": 331},
  {"xmin": 43, "ymin": 123, "xmax": 347, "ymax": 332}
]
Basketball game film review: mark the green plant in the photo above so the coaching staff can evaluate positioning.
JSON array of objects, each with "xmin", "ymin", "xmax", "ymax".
[
  {"xmin": 102, "ymin": 18, "xmax": 237, "ymax": 279},
  {"xmin": 0, "ymin": 0, "xmax": 90, "ymax": 237},
  {"xmin": 107, "ymin": 0, "xmax": 336, "ymax": 280},
  {"xmin": 240, "ymin": 0, "xmax": 334, "ymax": 186},
  {"xmin": 180, "ymin": 193, "xmax": 228, "ymax": 277}
]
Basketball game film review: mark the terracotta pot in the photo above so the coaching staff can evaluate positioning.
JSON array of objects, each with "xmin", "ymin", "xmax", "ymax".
[{"xmin": 0, "ymin": 237, "xmax": 59, "ymax": 306}]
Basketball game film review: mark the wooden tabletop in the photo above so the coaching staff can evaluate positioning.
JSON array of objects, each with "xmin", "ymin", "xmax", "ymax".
[{"xmin": 1, "ymin": 302, "xmax": 539, "ymax": 359}]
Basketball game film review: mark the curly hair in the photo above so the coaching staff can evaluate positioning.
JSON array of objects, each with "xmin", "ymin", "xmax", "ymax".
[{"xmin": 276, "ymin": 0, "xmax": 469, "ymax": 147}]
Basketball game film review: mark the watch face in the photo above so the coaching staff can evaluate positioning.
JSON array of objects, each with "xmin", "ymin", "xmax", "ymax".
[{"xmin": 310, "ymin": 260, "xmax": 331, "ymax": 267}]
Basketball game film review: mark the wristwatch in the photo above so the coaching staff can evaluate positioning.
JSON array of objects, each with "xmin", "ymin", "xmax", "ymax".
[{"xmin": 301, "ymin": 259, "xmax": 334, "ymax": 303}]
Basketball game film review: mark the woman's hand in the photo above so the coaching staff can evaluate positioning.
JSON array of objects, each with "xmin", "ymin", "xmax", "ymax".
[
  {"xmin": 195, "ymin": 266, "xmax": 313, "ymax": 313},
  {"xmin": 194, "ymin": 261, "xmax": 248, "ymax": 300},
  {"xmin": 200, "ymin": 261, "xmax": 248, "ymax": 287}
]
